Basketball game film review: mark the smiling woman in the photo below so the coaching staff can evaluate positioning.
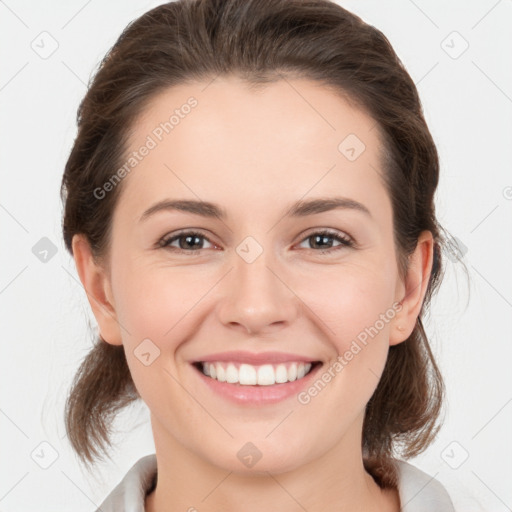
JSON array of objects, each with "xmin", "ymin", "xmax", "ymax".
[{"xmin": 61, "ymin": 1, "xmax": 455, "ymax": 511}]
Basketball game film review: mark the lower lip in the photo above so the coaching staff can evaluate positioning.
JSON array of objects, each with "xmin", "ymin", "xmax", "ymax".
[{"xmin": 192, "ymin": 363, "xmax": 323, "ymax": 405}]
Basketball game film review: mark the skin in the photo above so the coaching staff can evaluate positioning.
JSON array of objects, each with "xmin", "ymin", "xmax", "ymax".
[{"xmin": 73, "ymin": 76, "xmax": 433, "ymax": 512}]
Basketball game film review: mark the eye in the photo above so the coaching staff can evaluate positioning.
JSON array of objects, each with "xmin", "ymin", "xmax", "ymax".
[
  {"xmin": 158, "ymin": 230, "xmax": 217, "ymax": 254},
  {"xmin": 296, "ymin": 229, "xmax": 354, "ymax": 254},
  {"xmin": 158, "ymin": 228, "xmax": 354, "ymax": 256}
]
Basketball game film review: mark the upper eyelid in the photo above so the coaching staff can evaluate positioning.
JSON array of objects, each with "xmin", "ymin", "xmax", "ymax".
[{"xmin": 300, "ymin": 227, "xmax": 352, "ymax": 240}]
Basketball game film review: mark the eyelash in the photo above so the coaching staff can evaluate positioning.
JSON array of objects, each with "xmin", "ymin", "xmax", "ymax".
[{"xmin": 158, "ymin": 229, "xmax": 354, "ymax": 256}]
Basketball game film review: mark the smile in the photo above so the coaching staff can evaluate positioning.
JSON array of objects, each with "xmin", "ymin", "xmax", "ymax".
[
  {"xmin": 197, "ymin": 361, "xmax": 317, "ymax": 386},
  {"xmin": 190, "ymin": 352, "xmax": 324, "ymax": 405}
]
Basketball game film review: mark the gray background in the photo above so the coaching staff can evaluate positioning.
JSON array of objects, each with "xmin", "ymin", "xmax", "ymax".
[{"xmin": 1, "ymin": 0, "xmax": 511, "ymax": 510}]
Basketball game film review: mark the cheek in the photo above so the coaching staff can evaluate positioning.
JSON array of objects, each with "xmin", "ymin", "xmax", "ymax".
[
  {"xmin": 113, "ymin": 251, "xmax": 398, "ymax": 371},
  {"xmin": 110, "ymin": 258, "xmax": 241, "ymax": 407},
  {"xmin": 295, "ymin": 261, "xmax": 397, "ymax": 401},
  {"xmin": 112, "ymin": 265, "xmax": 210, "ymax": 427},
  {"xmin": 112, "ymin": 260, "xmax": 210, "ymax": 342},
  {"xmin": 298, "ymin": 259, "xmax": 397, "ymax": 345}
]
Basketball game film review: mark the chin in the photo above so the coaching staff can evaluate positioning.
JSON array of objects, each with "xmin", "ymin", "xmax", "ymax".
[{"xmin": 206, "ymin": 440, "xmax": 310, "ymax": 476}]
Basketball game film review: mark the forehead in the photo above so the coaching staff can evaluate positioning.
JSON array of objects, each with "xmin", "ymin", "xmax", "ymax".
[{"xmin": 118, "ymin": 76, "xmax": 388, "ymax": 219}]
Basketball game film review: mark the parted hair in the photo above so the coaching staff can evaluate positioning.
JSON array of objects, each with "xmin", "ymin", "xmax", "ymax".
[{"xmin": 61, "ymin": 0, "xmax": 446, "ymax": 488}]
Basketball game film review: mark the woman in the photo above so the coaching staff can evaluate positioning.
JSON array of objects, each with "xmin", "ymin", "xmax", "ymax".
[{"xmin": 61, "ymin": 0, "xmax": 455, "ymax": 510}]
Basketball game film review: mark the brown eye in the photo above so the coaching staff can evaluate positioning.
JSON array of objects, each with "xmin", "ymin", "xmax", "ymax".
[
  {"xmin": 297, "ymin": 230, "xmax": 353, "ymax": 253},
  {"xmin": 159, "ymin": 231, "xmax": 215, "ymax": 253}
]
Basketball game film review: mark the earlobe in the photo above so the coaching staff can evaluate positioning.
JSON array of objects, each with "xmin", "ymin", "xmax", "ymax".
[
  {"xmin": 71, "ymin": 234, "xmax": 123, "ymax": 346},
  {"xmin": 389, "ymin": 231, "xmax": 434, "ymax": 346}
]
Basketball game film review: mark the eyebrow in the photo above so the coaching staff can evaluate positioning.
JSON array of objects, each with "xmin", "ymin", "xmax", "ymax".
[{"xmin": 139, "ymin": 196, "xmax": 371, "ymax": 222}]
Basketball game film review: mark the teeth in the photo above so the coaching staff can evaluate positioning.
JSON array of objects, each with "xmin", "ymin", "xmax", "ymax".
[
  {"xmin": 257, "ymin": 364, "xmax": 275, "ymax": 385},
  {"xmin": 240, "ymin": 364, "xmax": 257, "ymax": 385},
  {"xmin": 216, "ymin": 364, "xmax": 226, "ymax": 382},
  {"xmin": 200, "ymin": 361, "xmax": 313, "ymax": 385},
  {"xmin": 226, "ymin": 363, "xmax": 238, "ymax": 383},
  {"xmin": 275, "ymin": 364, "xmax": 288, "ymax": 383}
]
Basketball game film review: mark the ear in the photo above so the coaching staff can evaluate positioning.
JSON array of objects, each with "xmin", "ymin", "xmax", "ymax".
[
  {"xmin": 389, "ymin": 231, "xmax": 434, "ymax": 346},
  {"xmin": 71, "ymin": 234, "xmax": 123, "ymax": 346}
]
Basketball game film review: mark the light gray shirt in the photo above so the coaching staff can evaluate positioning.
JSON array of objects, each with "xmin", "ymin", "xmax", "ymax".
[{"xmin": 95, "ymin": 454, "xmax": 456, "ymax": 511}]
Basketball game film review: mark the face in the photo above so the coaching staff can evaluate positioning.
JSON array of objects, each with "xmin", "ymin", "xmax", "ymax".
[{"xmin": 78, "ymin": 76, "xmax": 422, "ymax": 475}]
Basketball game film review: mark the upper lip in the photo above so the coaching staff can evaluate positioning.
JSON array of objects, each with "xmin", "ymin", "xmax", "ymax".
[{"xmin": 191, "ymin": 351, "xmax": 320, "ymax": 365}]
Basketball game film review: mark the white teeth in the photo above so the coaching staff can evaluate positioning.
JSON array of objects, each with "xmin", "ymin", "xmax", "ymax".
[
  {"xmin": 257, "ymin": 364, "xmax": 275, "ymax": 385},
  {"xmin": 240, "ymin": 364, "xmax": 257, "ymax": 385},
  {"xmin": 200, "ymin": 362, "xmax": 313, "ymax": 385},
  {"xmin": 226, "ymin": 363, "xmax": 238, "ymax": 383},
  {"xmin": 288, "ymin": 363, "xmax": 298, "ymax": 381},
  {"xmin": 275, "ymin": 364, "xmax": 288, "ymax": 383},
  {"xmin": 216, "ymin": 364, "xmax": 226, "ymax": 382}
]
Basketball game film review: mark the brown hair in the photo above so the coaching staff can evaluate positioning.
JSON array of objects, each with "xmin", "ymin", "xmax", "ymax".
[{"xmin": 61, "ymin": 0, "xmax": 445, "ymax": 488}]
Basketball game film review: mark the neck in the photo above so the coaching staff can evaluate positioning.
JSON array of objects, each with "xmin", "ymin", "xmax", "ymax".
[{"xmin": 144, "ymin": 416, "xmax": 400, "ymax": 512}]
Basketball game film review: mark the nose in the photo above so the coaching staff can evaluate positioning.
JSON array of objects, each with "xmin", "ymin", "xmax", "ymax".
[{"xmin": 216, "ymin": 245, "xmax": 299, "ymax": 335}]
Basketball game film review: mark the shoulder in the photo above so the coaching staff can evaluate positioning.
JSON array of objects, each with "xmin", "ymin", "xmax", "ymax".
[
  {"xmin": 95, "ymin": 454, "xmax": 157, "ymax": 512},
  {"xmin": 394, "ymin": 459, "xmax": 456, "ymax": 512}
]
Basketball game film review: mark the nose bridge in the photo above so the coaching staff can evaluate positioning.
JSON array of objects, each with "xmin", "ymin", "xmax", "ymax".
[{"xmin": 217, "ymin": 234, "xmax": 298, "ymax": 333}]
